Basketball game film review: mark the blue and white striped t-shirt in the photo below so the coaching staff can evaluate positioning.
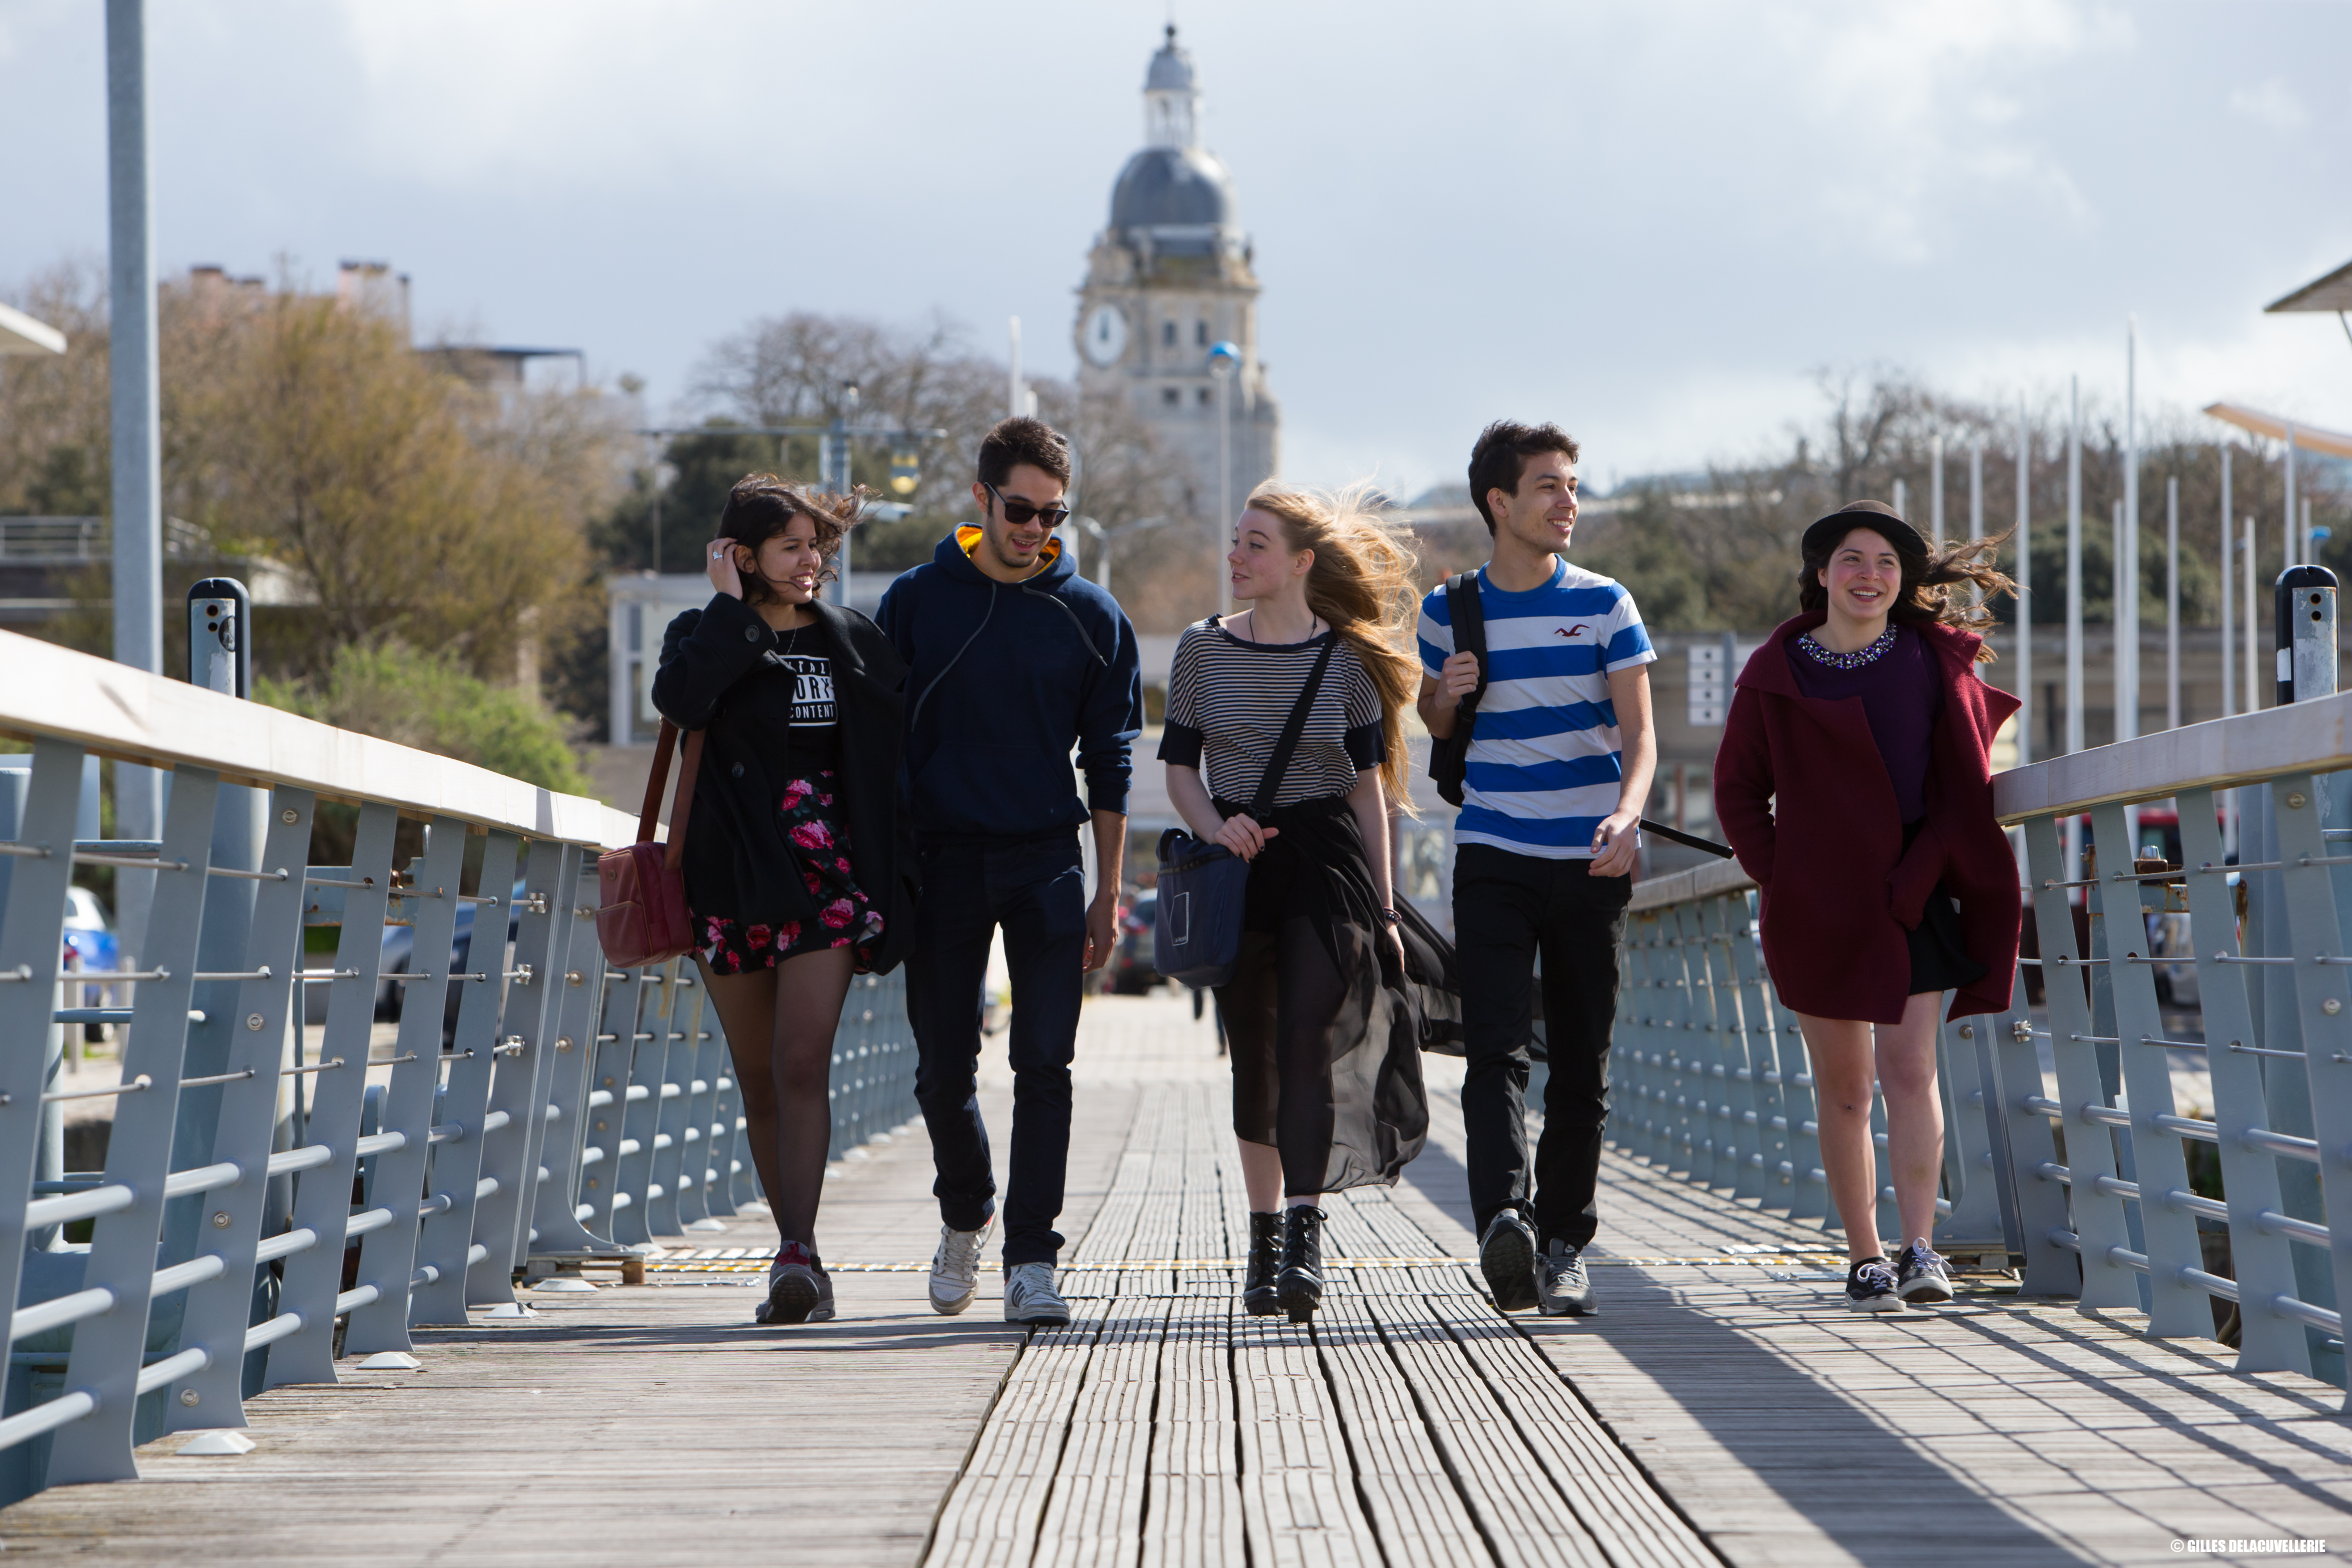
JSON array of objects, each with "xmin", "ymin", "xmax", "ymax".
[{"xmin": 1417, "ymin": 558, "xmax": 1656, "ymax": 860}]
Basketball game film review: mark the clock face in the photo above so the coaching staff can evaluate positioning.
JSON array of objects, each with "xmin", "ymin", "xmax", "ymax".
[{"xmin": 1082, "ymin": 303, "xmax": 1129, "ymax": 367}]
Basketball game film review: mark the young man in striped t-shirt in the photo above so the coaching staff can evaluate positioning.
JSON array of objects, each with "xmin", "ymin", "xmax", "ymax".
[{"xmin": 1417, "ymin": 420, "xmax": 1656, "ymax": 1317}]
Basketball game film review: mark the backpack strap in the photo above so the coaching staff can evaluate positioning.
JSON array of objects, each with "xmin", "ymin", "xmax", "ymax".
[
  {"xmin": 1244, "ymin": 637, "xmax": 1339, "ymax": 821},
  {"xmin": 1447, "ymin": 570, "xmax": 1489, "ymax": 719}
]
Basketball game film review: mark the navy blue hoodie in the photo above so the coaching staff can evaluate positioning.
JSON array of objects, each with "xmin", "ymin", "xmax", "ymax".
[{"xmin": 877, "ymin": 527, "xmax": 1143, "ymax": 843}]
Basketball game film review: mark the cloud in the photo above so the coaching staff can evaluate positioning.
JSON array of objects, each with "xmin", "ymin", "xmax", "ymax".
[{"xmin": 2228, "ymin": 79, "xmax": 2308, "ymax": 133}]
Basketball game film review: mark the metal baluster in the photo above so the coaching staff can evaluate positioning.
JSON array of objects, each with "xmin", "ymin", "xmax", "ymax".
[
  {"xmin": 2088, "ymin": 801, "xmax": 2214, "ymax": 1337},
  {"xmin": 645, "ymin": 966, "xmax": 699, "ymax": 1236},
  {"xmin": 264, "ymin": 801, "xmax": 397, "ymax": 1389},
  {"xmin": 341, "ymin": 819, "xmax": 466, "ymax": 1354},
  {"xmin": 506, "ymin": 849, "xmax": 580, "ymax": 1262},
  {"xmin": 1937, "ymin": 1008, "xmax": 2014, "ymax": 1257},
  {"xmin": 2266, "ymin": 771, "xmax": 2352, "ymax": 1403},
  {"xmin": 699, "ymin": 991, "xmax": 746, "ymax": 1218},
  {"xmin": 576, "ymin": 969, "xmax": 645, "ymax": 1240},
  {"xmin": 2175, "ymin": 785, "xmax": 2309, "ymax": 1371},
  {"xmin": 408, "ymin": 832, "xmax": 521, "ymax": 1326},
  {"xmin": 1724, "ymin": 889, "xmax": 1789, "ymax": 1214},
  {"xmin": 1630, "ymin": 914, "xmax": 1669, "ymax": 1164},
  {"xmin": 526, "ymin": 856, "xmax": 621, "ymax": 1256},
  {"xmin": 2024, "ymin": 815, "xmax": 2139, "ymax": 1311},
  {"xmin": 674, "ymin": 973, "xmax": 725, "ymax": 1230},
  {"xmin": 609, "ymin": 964, "xmax": 674, "ymax": 1247},
  {"xmin": 466, "ymin": 839, "xmax": 572, "ymax": 1305},
  {"xmin": 163, "ymin": 786, "xmax": 314, "ymax": 1428},
  {"xmin": 1700, "ymin": 895, "xmax": 1756, "ymax": 1195},
  {"xmin": 44, "ymin": 767, "xmax": 218, "ymax": 1484}
]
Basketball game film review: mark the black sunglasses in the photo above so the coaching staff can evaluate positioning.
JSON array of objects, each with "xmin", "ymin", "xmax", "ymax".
[{"xmin": 985, "ymin": 481, "xmax": 1070, "ymax": 530}]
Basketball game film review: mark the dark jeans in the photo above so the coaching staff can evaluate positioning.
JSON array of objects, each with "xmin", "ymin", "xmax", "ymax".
[
  {"xmin": 1454, "ymin": 842, "xmax": 1631, "ymax": 1251},
  {"xmin": 907, "ymin": 834, "xmax": 1086, "ymax": 1266}
]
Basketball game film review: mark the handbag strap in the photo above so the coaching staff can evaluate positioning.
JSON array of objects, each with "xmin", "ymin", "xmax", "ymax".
[
  {"xmin": 662, "ymin": 729, "xmax": 705, "ymax": 872},
  {"xmin": 1244, "ymin": 636, "xmax": 1338, "ymax": 821},
  {"xmin": 636, "ymin": 721, "xmax": 678, "ymax": 844}
]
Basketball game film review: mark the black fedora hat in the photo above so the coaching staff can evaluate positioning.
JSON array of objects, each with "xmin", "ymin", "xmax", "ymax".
[{"xmin": 1800, "ymin": 499, "xmax": 1929, "ymax": 562}]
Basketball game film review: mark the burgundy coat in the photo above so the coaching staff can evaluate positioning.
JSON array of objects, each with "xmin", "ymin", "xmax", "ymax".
[{"xmin": 1713, "ymin": 612, "xmax": 2020, "ymax": 1025}]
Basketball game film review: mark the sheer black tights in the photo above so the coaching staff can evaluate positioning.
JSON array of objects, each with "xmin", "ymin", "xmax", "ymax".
[
  {"xmin": 699, "ymin": 948, "xmax": 856, "ymax": 1250},
  {"xmin": 1219, "ymin": 925, "xmax": 1343, "ymax": 1197}
]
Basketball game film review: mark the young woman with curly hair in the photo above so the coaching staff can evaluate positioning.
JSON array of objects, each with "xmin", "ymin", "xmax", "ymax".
[
  {"xmin": 651, "ymin": 475, "xmax": 915, "ymax": 1326},
  {"xmin": 1160, "ymin": 482, "xmax": 1430, "ymax": 1322}
]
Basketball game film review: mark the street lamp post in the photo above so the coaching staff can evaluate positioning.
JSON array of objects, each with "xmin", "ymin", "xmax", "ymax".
[{"xmin": 1207, "ymin": 340, "xmax": 1240, "ymax": 618}]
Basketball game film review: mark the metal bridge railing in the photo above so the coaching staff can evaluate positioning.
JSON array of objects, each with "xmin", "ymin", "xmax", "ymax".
[
  {"xmin": 1618, "ymin": 689, "xmax": 2352, "ymax": 1407},
  {"xmin": 0, "ymin": 630, "xmax": 915, "ymax": 1503}
]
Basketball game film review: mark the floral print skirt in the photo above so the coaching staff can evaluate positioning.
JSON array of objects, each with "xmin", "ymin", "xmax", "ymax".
[{"xmin": 696, "ymin": 768, "xmax": 884, "ymax": 974}]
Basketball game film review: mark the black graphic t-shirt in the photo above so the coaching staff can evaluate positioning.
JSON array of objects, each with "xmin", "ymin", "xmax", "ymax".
[{"xmin": 763, "ymin": 624, "xmax": 839, "ymax": 769}]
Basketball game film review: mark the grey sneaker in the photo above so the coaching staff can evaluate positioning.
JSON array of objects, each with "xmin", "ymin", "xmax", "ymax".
[
  {"xmin": 1479, "ymin": 1210, "xmax": 1539, "ymax": 1313},
  {"xmin": 929, "ymin": 1219, "xmax": 991, "ymax": 1316},
  {"xmin": 1895, "ymin": 1239, "xmax": 1952, "ymax": 1304},
  {"xmin": 757, "ymin": 1243, "xmax": 834, "ymax": 1325},
  {"xmin": 1846, "ymin": 1257, "xmax": 1906, "ymax": 1313},
  {"xmin": 1003, "ymin": 1262, "xmax": 1071, "ymax": 1326},
  {"xmin": 1536, "ymin": 1239, "xmax": 1597, "ymax": 1317}
]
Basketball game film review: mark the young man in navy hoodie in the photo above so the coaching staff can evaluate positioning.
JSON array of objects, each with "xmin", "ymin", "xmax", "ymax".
[{"xmin": 878, "ymin": 417, "xmax": 1142, "ymax": 1326}]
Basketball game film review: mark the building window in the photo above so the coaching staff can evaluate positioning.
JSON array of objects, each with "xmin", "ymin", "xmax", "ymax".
[
  {"xmin": 1197, "ymin": 387, "xmax": 1214, "ymax": 406},
  {"xmin": 1162, "ymin": 386, "xmax": 1181, "ymax": 406},
  {"xmin": 1196, "ymin": 321, "xmax": 1209, "ymax": 346},
  {"xmin": 1162, "ymin": 320, "xmax": 1176, "ymax": 346}
]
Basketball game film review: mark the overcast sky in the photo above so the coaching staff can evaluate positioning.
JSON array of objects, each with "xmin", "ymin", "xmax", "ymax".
[{"xmin": 4, "ymin": 0, "xmax": 2348, "ymax": 499}]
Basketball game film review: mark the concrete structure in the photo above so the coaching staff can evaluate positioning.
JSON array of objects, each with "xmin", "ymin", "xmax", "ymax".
[{"xmin": 1074, "ymin": 27, "xmax": 1278, "ymax": 526}]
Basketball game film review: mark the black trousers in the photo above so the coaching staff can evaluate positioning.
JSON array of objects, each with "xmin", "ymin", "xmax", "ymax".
[
  {"xmin": 907, "ymin": 834, "xmax": 1086, "ymax": 1266},
  {"xmin": 1454, "ymin": 843, "xmax": 1631, "ymax": 1250}
]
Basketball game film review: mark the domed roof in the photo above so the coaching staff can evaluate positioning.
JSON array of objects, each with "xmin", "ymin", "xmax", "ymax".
[
  {"xmin": 1110, "ymin": 145, "xmax": 1233, "ymax": 230},
  {"xmin": 1145, "ymin": 26, "xmax": 1194, "ymax": 92}
]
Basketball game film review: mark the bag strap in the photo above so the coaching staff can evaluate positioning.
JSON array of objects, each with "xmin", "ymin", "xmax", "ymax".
[
  {"xmin": 1245, "ymin": 637, "xmax": 1338, "ymax": 821},
  {"xmin": 662, "ymin": 729, "xmax": 706, "ymax": 872},
  {"xmin": 1447, "ymin": 570, "xmax": 1489, "ymax": 724},
  {"xmin": 636, "ymin": 721, "xmax": 678, "ymax": 844}
]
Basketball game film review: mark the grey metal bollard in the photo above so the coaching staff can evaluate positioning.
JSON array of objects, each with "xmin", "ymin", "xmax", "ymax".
[{"xmin": 2274, "ymin": 564, "xmax": 2338, "ymax": 707}]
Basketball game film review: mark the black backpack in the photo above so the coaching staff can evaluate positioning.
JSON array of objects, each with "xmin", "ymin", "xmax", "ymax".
[{"xmin": 1427, "ymin": 571, "xmax": 1486, "ymax": 808}]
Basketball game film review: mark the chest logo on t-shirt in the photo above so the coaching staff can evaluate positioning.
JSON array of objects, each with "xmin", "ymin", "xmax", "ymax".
[
  {"xmin": 763, "ymin": 650, "xmax": 836, "ymax": 726},
  {"xmin": 1555, "ymin": 624, "xmax": 1591, "ymax": 640}
]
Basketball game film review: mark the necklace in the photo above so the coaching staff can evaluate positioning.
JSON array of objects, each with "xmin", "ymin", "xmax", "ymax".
[
  {"xmin": 1797, "ymin": 623, "xmax": 1897, "ymax": 670},
  {"xmin": 1238, "ymin": 609, "xmax": 1320, "ymax": 644}
]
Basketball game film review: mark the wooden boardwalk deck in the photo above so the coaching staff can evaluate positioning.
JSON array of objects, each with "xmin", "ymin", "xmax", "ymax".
[{"xmin": 5, "ymin": 992, "xmax": 2350, "ymax": 1565}]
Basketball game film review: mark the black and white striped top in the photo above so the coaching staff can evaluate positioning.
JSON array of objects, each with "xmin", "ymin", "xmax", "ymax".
[{"xmin": 1157, "ymin": 615, "xmax": 1386, "ymax": 808}]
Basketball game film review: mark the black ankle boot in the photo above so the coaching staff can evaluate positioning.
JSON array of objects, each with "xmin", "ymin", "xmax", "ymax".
[
  {"xmin": 1277, "ymin": 1206, "xmax": 1327, "ymax": 1322},
  {"xmin": 1243, "ymin": 1212, "xmax": 1282, "ymax": 1316}
]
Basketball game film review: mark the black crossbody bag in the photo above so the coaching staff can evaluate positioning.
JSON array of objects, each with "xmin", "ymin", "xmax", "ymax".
[{"xmin": 1152, "ymin": 639, "xmax": 1337, "ymax": 989}]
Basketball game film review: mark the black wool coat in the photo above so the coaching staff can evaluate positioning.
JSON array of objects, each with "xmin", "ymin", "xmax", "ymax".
[{"xmin": 650, "ymin": 593, "xmax": 917, "ymax": 976}]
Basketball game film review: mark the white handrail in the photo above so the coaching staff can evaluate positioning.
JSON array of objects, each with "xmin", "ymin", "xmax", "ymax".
[
  {"xmin": 1992, "ymin": 688, "xmax": 2352, "ymax": 824},
  {"xmin": 0, "ymin": 628, "xmax": 645, "ymax": 849}
]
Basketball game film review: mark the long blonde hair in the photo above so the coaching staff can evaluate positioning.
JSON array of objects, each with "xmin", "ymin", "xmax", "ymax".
[{"xmin": 1243, "ymin": 481, "xmax": 1423, "ymax": 814}]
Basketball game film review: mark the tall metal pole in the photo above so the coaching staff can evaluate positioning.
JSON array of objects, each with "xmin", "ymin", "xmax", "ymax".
[
  {"xmin": 1008, "ymin": 316, "xmax": 1023, "ymax": 420},
  {"xmin": 2221, "ymin": 446, "xmax": 2235, "ymax": 720},
  {"xmin": 2244, "ymin": 517, "xmax": 2260, "ymax": 714},
  {"xmin": 2166, "ymin": 475, "xmax": 2180, "ymax": 730},
  {"xmin": 107, "ymin": 0, "xmax": 163, "ymax": 957},
  {"xmin": 1930, "ymin": 433, "xmax": 1944, "ymax": 550},
  {"xmin": 1969, "ymin": 440, "xmax": 1983, "ymax": 537},
  {"xmin": 1893, "ymin": 476, "xmax": 1907, "ymax": 522},
  {"xmin": 2286, "ymin": 421, "xmax": 2299, "ymax": 567},
  {"xmin": 2066, "ymin": 377, "xmax": 2084, "ymax": 755},
  {"xmin": 2015, "ymin": 404, "xmax": 2032, "ymax": 767},
  {"xmin": 2119, "ymin": 317, "xmax": 2139, "ymax": 743}
]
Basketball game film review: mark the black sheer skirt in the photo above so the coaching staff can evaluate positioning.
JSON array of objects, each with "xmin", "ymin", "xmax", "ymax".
[{"xmin": 1211, "ymin": 794, "xmax": 1430, "ymax": 1195}]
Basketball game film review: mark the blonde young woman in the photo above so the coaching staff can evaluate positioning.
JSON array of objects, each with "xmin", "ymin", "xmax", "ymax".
[{"xmin": 1160, "ymin": 484, "xmax": 1431, "ymax": 1321}]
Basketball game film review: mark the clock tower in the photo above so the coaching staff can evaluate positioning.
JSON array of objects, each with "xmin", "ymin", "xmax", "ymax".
[{"xmin": 1074, "ymin": 27, "xmax": 1278, "ymax": 527}]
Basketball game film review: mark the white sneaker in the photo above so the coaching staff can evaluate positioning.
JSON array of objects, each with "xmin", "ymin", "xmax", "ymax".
[
  {"xmin": 929, "ymin": 1219, "xmax": 991, "ymax": 1316},
  {"xmin": 1002, "ymin": 1262, "xmax": 1071, "ymax": 1326}
]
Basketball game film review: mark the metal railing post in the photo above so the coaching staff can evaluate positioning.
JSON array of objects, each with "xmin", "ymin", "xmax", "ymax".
[
  {"xmin": 2175, "ymin": 784, "xmax": 2312, "ymax": 1373},
  {"xmin": 467, "ymin": 838, "xmax": 573, "ymax": 1302},
  {"xmin": 2265, "ymin": 771, "xmax": 2352, "ymax": 1404},
  {"xmin": 265, "ymin": 801, "xmax": 398, "ymax": 1389},
  {"xmin": 1982, "ymin": 951, "xmax": 2076, "ymax": 1297},
  {"xmin": 1704, "ymin": 893, "xmax": 1766, "ymax": 1204},
  {"xmin": 1724, "ymin": 889, "xmax": 1797, "ymax": 1214},
  {"xmin": 609, "ymin": 966, "xmax": 675, "ymax": 1247},
  {"xmin": 44, "ymin": 766, "xmax": 218, "ymax": 1484},
  {"xmin": 645, "ymin": 969, "xmax": 699, "ymax": 1236},
  {"xmin": 673, "ymin": 976, "xmax": 723, "ymax": 1229},
  {"xmin": 163, "ymin": 786, "xmax": 315, "ymax": 1427},
  {"xmin": 1936, "ymin": 1009, "xmax": 2012, "ymax": 1253},
  {"xmin": 506, "ymin": 848, "xmax": 581, "ymax": 1262},
  {"xmin": 1616, "ymin": 912, "xmax": 1659, "ymax": 1161},
  {"xmin": 525, "ymin": 863, "xmax": 620, "ymax": 1256},
  {"xmin": 408, "ymin": 832, "xmax": 522, "ymax": 1326},
  {"xmin": 2088, "ymin": 800, "xmax": 2214, "ymax": 1337},
  {"xmin": 576, "ymin": 969, "xmax": 647, "ymax": 1241},
  {"xmin": 2023, "ymin": 815, "xmax": 2138, "ymax": 1310},
  {"xmin": 341, "ymin": 819, "xmax": 468, "ymax": 1355}
]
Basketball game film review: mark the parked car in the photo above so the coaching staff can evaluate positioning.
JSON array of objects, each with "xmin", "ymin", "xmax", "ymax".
[
  {"xmin": 374, "ymin": 880, "xmax": 525, "ymax": 1039},
  {"xmin": 61, "ymin": 886, "xmax": 119, "ymax": 1029},
  {"xmin": 1107, "ymin": 890, "xmax": 1159, "ymax": 995}
]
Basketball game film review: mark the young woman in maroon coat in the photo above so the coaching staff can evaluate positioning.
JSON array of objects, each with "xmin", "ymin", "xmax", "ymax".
[{"xmin": 1715, "ymin": 500, "xmax": 2018, "ymax": 1313}]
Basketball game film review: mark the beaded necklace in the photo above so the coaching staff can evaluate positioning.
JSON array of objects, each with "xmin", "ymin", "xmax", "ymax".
[{"xmin": 1796, "ymin": 623, "xmax": 1898, "ymax": 670}]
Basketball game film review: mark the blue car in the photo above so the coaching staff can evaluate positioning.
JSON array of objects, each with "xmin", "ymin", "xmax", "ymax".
[
  {"xmin": 374, "ymin": 880, "xmax": 526, "ymax": 1038},
  {"xmin": 61, "ymin": 886, "xmax": 120, "ymax": 1009}
]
